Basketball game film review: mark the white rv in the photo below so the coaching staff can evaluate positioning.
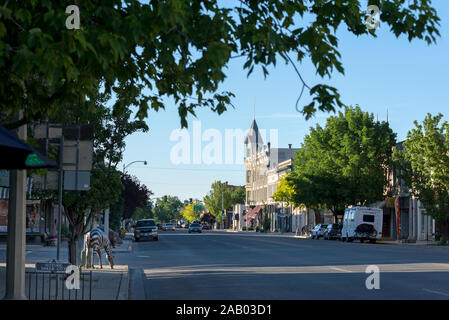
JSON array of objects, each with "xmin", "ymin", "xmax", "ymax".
[{"xmin": 341, "ymin": 207, "xmax": 383, "ymax": 243}]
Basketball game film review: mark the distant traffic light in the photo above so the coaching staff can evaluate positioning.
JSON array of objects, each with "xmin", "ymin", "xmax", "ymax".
[
  {"xmin": 189, "ymin": 198, "xmax": 193, "ymax": 204},
  {"xmin": 163, "ymin": 195, "xmax": 167, "ymax": 202}
]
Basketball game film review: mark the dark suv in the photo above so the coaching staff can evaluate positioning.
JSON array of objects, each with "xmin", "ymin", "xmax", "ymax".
[
  {"xmin": 324, "ymin": 223, "xmax": 342, "ymax": 240},
  {"xmin": 134, "ymin": 219, "xmax": 159, "ymax": 241}
]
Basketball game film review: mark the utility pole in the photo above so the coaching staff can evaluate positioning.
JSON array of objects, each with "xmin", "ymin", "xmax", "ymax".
[
  {"xmin": 4, "ymin": 113, "xmax": 27, "ymax": 300},
  {"xmin": 222, "ymin": 191, "xmax": 224, "ymax": 230},
  {"xmin": 281, "ymin": 202, "xmax": 284, "ymax": 234},
  {"xmin": 104, "ymin": 208, "xmax": 110, "ymax": 237},
  {"xmin": 56, "ymin": 135, "xmax": 63, "ymax": 261}
]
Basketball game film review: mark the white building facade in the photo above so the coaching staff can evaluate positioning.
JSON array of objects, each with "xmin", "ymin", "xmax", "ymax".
[{"xmin": 243, "ymin": 119, "xmax": 315, "ymax": 232}]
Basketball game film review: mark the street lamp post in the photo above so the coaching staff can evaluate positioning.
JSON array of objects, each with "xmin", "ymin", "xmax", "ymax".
[
  {"xmin": 122, "ymin": 160, "xmax": 148, "ymax": 174},
  {"xmin": 222, "ymin": 191, "xmax": 224, "ymax": 230}
]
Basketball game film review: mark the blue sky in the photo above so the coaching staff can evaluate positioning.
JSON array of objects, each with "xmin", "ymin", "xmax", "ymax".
[{"xmin": 121, "ymin": 1, "xmax": 449, "ymax": 201}]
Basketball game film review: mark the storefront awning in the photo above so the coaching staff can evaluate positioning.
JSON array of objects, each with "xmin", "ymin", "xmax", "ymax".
[
  {"xmin": 244, "ymin": 206, "xmax": 263, "ymax": 220},
  {"xmin": 0, "ymin": 125, "xmax": 57, "ymax": 169}
]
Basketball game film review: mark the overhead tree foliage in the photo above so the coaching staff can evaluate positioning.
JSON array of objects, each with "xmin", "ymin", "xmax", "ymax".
[
  {"xmin": 44, "ymin": 82, "xmax": 149, "ymax": 168},
  {"xmin": 288, "ymin": 106, "xmax": 396, "ymax": 216},
  {"xmin": 394, "ymin": 113, "xmax": 449, "ymax": 238},
  {"xmin": 89, "ymin": 104, "xmax": 148, "ymax": 169},
  {"xmin": 0, "ymin": 1, "xmax": 440, "ymax": 129}
]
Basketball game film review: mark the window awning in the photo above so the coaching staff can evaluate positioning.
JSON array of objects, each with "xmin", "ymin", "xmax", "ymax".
[
  {"xmin": 244, "ymin": 206, "xmax": 263, "ymax": 220},
  {"xmin": 0, "ymin": 125, "xmax": 57, "ymax": 169}
]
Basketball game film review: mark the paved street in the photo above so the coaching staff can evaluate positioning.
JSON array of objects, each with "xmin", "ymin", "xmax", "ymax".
[{"xmin": 125, "ymin": 229, "xmax": 449, "ymax": 300}]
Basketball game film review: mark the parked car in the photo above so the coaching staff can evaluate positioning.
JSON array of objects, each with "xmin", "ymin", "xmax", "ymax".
[
  {"xmin": 324, "ymin": 223, "xmax": 342, "ymax": 240},
  {"xmin": 165, "ymin": 223, "xmax": 176, "ymax": 231},
  {"xmin": 134, "ymin": 219, "xmax": 158, "ymax": 241},
  {"xmin": 182, "ymin": 222, "xmax": 189, "ymax": 228},
  {"xmin": 341, "ymin": 207, "xmax": 383, "ymax": 243},
  {"xmin": 311, "ymin": 224, "xmax": 328, "ymax": 239},
  {"xmin": 201, "ymin": 224, "xmax": 209, "ymax": 230},
  {"xmin": 156, "ymin": 222, "xmax": 166, "ymax": 231},
  {"xmin": 189, "ymin": 223, "xmax": 202, "ymax": 233}
]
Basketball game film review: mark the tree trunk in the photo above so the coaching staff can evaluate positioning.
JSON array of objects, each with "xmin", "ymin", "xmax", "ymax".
[
  {"xmin": 68, "ymin": 237, "xmax": 78, "ymax": 265},
  {"xmin": 443, "ymin": 220, "xmax": 449, "ymax": 241},
  {"xmin": 313, "ymin": 208, "xmax": 320, "ymax": 224}
]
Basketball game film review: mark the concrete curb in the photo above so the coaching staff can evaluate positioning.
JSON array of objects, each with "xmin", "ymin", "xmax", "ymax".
[
  {"xmin": 376, "ymin": 241, "xmax": 440, "ymax": 247},
  {"xmin": 128, "ymin": 267, "xmax": 146, "ymax": 300},
  {"xmin": 117, "ymin": 268, "xmax": 129, "ymax": 300},
  {"xmin": 210, "ymin": 231, "xmax": 443, "ymax": 246}
]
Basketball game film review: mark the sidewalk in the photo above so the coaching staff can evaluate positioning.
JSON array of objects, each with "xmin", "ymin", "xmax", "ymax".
[
  {"xmin": 220, "ymin": 229, "xmax": 444, "ymax": 246},
  {"xmin": 376, "ymin": 239, "xmax": 442, "ymax": 246},
  {"xmin": 0, "ymin": 264, "xmax": 128, "ymax": 300},
  {"xmin": 0, "ymin": 239, "xmax": 133, "ymax": 300},
  {"xmin": 112, "ymin": 239, "xmax": 133, "ymax": 253},
  {"xmin": 221, "ymin": 229, "xmax": 305, "ymax": 238}
]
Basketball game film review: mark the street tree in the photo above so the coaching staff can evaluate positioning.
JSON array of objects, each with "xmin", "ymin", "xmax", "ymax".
[
  {"xmin": 203, "ymin": 181, "xmax": 245, "ymax": 222},
  {"xmin": 30, "ymin": 86, "xmax": 147, "ymax": 263},
  {"xmin": 289, "ymin": 106, "xmax": 396, "ymax": 216},
  {"xmin": 181, "ymin": 203, "xmax": 200, "ymax": 223},
  {"xmin": 121, "ymin": 174, "xmax": 153, "ymax": 220},
  {"xmin": 132, "ymin": 203, "xmax": 155, "ymax": 222},
  {"xmin": 0, "ymin": 1, "xmax": 441, "ymax": 129},
  {"xmin": 394, "ymin": 113, "xmax": 449, "ymax": 239},
  {"xmin": 36, "ymin": 88, "xmax": 148, "ymax": 263},
  {"xmin": 272, "ymin": 175, "xmax": 296, "ymax": 207},
  {"xmin": 62, "ymin": 166, "xmax": 123, "ymax": 264},
  {"xmin": 153, "ymin": 196, "xmax": 183, "ymax": 223}
]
